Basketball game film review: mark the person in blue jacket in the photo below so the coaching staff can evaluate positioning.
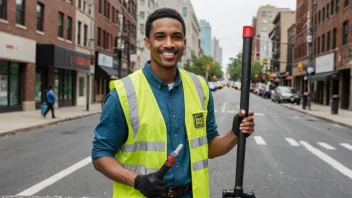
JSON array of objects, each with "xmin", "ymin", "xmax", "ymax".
[{"xmin": 43, "ymin": 85, "xmax": 56, "ymax": 119}]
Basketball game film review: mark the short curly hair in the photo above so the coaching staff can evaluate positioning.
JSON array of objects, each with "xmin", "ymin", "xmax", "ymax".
[{"xmin": 145, "ymin": 8, "xmax": 186, "ymax": 38}]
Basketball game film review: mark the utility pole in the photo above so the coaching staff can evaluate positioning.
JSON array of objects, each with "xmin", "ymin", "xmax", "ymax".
[
  {"xmin": 87, "ymin": 0, "xmax": 95, "ymax": 111},
  {"xmin": 117, "ymin": 13, "xmax": 124, "ymax": 79},
  {"xmin": 307, "ymin": 0, "xmax": 316, "ymax": 110}
]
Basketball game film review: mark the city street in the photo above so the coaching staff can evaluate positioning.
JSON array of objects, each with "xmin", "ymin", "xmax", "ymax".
[{"xmin": 1, "ymin": 87, "xmax": 352, "ymax": 198}]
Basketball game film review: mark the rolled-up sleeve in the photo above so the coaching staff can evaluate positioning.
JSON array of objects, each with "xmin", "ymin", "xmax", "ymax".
[
  {"xmin": 206, "ymin": 87, "xmax": 220, "ymax": 143},
  {"xmin": 91, "ymin": 89, "xmax": 128, "ymax": 159}
]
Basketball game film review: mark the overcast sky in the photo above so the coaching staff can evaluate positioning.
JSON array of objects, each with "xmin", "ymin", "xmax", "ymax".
[{"xmin": 190, "ymin": 0, "xmax": 296, "ymax": 73}]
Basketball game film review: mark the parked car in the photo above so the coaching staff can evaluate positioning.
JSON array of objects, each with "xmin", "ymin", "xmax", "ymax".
[
  {"xmin": 260, "ymin": 84, "xmax": 276, "ymax": 99},
  {"xmin": 208, "ymin": 82, "xmax": 216, "ymax": 91},
  {"xmin": 234, "ymin": 82, "xmax": 241, "ymax": 90},
  {"xmin": 254, "ymin": 83, "xmax": 266, "ymax": 96},
  {"xmin": 250, "ymin": 84, "xmax": 255, "ymax": 92},
  {"xmin": 272, "ymin": 86, "xmax": 300, "ymax": 104}
]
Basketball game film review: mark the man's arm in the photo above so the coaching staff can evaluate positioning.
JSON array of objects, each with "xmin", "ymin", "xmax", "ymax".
[
  {"xmin": 91, "ymin": 90, "xmax": 137, "ymax": 186},
  {"xmin": 208, "ymin": 130, "xmax": 238, "ymax": 159}
]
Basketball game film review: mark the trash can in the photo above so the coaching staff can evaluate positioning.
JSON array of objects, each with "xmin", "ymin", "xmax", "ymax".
[
  {"xmin": 302, "ymin": 93, "xmax": 308, "ymax": 110},
  {"xmin": 331, "ymin": 95, "xmax": 339, "ymax": 114}
]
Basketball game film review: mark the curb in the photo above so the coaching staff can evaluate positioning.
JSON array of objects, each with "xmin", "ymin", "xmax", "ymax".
[
  {"xmin": 281, "ymin": 105, "xmax": 352, "ymax": 129},
  {"xmin": 0, "ymin": 112, "xmax": 102, "ymax": 137}
]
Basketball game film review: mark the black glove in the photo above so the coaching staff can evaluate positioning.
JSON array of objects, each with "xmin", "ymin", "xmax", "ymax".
[
  {"xmin": 134, "ymin": 173, "xmax": 167, "ymax": 197},
  {"xmin": 232, "ymin": 113, "xmax": 249, "ymax": 138}
]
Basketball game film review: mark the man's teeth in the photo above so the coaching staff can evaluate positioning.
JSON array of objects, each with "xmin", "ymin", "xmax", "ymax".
[{"xmin": 162, "ymin": 52, "xmax": 174, "ymax": 56}]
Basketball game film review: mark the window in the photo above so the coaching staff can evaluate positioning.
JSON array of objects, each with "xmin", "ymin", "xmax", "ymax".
[
  {"xmin": 323, "ymin": 8, "xmax": 325, "ymax": 21},
  {"xmin": 182, "ymin": 7, "xmax": 187, "ymax": 17},
  {"xmin": 262, "ymin": 11, "xmax": 267, "ymax": 17},
  {"xmin": 77, "ymin": 21, "xmax": 81, "ymax": 44},
  {"xmin": 0, "ymin": 61, "xmax": 20, "ymax": 107},
  {"xmin": 315, "ymin": 14, "xmax": 317, "ymax": 26},
  {"xmin": 36, "ymin": 3, "xmax": 44, "ymax": 31},
  {"xmin": 322, "ymin": 34, "xmax": 325, "ymax": 52},
  {"xmin": 104, "ymin": 0, "xmax": 107, "ymax": 17},
  {"xmin": 103, "ymin": 30, "xmax": 106, "ymax": 48},
  {"xmin": 97, "ymin": 27, "xmax": 101, "ymax": 47},
  {"xmin": 84, "ymin": 24, "xmax": 88, "ymax": 46},
  {"xmin": 318, "ymin": 11, "xmax": 321, "ymax": 23},
  {"xmin": 336, "ymin": 0, "xmax": 340, "ymax": 13},
  {"xmin": 83, "ymin": 1, "xmax": 86, "ymax": 12},
  {"xmin": 16, "ymin": 0, "xmax": 25, "ymax": 25},
  {"xmin": 268, "ymin": 11, "xmax": 272, "ymax": 17},
  {"xmin": 262, "ymin": 19, "xmax": 267, "ymax": 24},
  {"xmin": 116, "ymin": 10, "xmax": 118, "ymax": 24},
  {"xmin": 327, "ymin": 4, "xmax": 329, "ymax": 17},
  {"xmin": 0, "ymin": 0, "xmax": 7, "ymax": 20},
  {"xmin": 342, "ymin": 20, "xmax": 348, "ymax": 45},
  {"xmin": 331, "ymin": 0, "xmax": 334, "ymax": 15},
  {"xmin": 140, "ymin": 0, "xmax": 145, "ymax": 6},
  {"xmin": 78, "ymin": 0, "xmax": 81, "ymax": 8},
  {"xmin": 333, "ymin": 28, "xmax": 337, "ymax": 48},
  {"xmin": 58, "ymin": 12, "xmax": 64, "ymax": 37},
  {"xmin": 344, "ymin": 0, "xmax": 349, "ymax": 7},
  {"xmin": 148, "ymin": 0, "xmax": 150, "ymax": 8},
  {"xmin": 261, "ymin": 27, "xmax": 267, "ymax": 32},
  {"xmin": 140, "ymin": 23, "xmax": 144, "ymax": 34},
  {"xmin": 327, "ymin": 31, "xmax": 331, "ymax": 50},
  {"xmin": 112, "ymin": 7, "xmax": 115, "ymax": 23},
  {"xmin": 317, "ymin": 37, "xmax": 320, "ymax": 54},
  {"xmin": 139, "ymin": 11, "xmax": 144, "ymax": 20},
  {"xmin": 98, "ymin": 0, "xmax": 102, "ymax": 14},
  {"xmin": 107, "ymin": 3, "xmax": 110, "ymax": 20},
  {"xmin": 67, "ymin": 16, "xmax": 72, "ymax": 41}
]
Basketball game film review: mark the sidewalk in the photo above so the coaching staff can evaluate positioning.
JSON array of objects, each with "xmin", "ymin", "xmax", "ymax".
[
  {"xmin": 0, "ymin": 103, "xmax": 102, "ymax": 136},
  {"xmin": 281, "ymin": 103, "xmax": 352, "ymax": 128}
]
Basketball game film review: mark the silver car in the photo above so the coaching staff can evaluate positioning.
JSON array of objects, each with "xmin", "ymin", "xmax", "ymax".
[{"xmin": 272, "ymin": 86, "xmax": 300, "ymax": 104}]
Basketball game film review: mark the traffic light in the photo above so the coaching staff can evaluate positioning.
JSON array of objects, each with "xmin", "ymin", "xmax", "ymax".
[
  {"xmin": 262, "ymin": 59, "xmax": 267, "ymax": 67},
  {"xmin": 206, "ymin": 64, "xmax": 210, "ymax": 70},
  {"xmin": 298, "ymin": 63, "xmax": 303, "ymax": 72}
]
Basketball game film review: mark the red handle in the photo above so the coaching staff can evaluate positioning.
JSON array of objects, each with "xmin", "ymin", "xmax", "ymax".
[{"xmin": 242, "ymin": 26, "xmax": 254, "ymax": 39}]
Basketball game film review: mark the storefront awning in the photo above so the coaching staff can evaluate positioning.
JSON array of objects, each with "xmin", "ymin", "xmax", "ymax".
[
  {"xmin": 95, "ymin": 65, "xmax": 118, "ymax": 78},
  {"xmin": 311, "ymin": 71, "xmax": 340, "ymax": 81}
]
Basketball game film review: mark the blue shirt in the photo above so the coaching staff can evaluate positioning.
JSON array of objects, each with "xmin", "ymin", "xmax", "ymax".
[
  {"xmin": 92, "ymin": 61, "xmax": 219, "ymax": 197},
  {"xmin": 45, "ymin": 90, "xmax": 56, "ymax": 103}
]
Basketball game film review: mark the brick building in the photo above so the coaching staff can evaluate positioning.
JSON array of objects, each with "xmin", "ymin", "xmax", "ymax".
[
  {"xmin": 0, "ymin": 0, "xmax": 92, "ymax": 113},
  {"xmin": 93, "ymin": 0, "xmax": 137, "ymax": 102},
  {"xmin": 311, "ymin": 0, "xmax": 351, "ymax": 110}
]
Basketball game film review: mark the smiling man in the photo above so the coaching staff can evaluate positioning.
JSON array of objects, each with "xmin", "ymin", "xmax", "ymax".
[{"xmin": 91, "ymin": 8, "xmax": 255, "ymax": 198}]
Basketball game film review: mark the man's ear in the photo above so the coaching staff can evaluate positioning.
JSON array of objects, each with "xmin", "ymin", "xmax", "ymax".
[
  {"xmin": 144, "ymin": 37, "xmax": 150, "ymax": 50},
  {"xmin": 184, "ymin": 38, "xmax": 187, "ymax": 47}
]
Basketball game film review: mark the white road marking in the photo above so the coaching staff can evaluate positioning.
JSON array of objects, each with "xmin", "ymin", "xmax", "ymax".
[
  {"xmin": 317, "ymin": 142, "xmax": 336, "ymax": 150},
  {"xmin": 226, "ymin": 110, "xmax": 237, "ymax": 114},
  {"xmin": 285, "ymin": 138, "xmax": 300, "ymax": 146},
  {"xmin": 300, "ymin": 141, "xmax": 352, "ymax": 180},
  {"xmin": 221, "ymin": 103, "xmax": 226, "ymax": 113},
  {"xmin": 17, "ymin": 156, "xmax": 92, "ymax": 196},
  {"xmin": 254, "ymin": 136, "xmax": 267, "ymax": 145},
  {"xmin": 340, "ymin": 143, "xmax": 352, "ymax": 151},
  {"xmin": 254, "ymin": 113, "xmax": 265, "ymax": 116}
]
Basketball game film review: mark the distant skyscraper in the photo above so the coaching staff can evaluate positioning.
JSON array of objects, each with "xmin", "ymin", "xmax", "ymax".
[
  {"xmin": 211, "ymin": 37, "xmax": 222, "ymax": 65},
  {"xmin": 199, "ymin": 19, "xmax": 211, "ymax": 56}
]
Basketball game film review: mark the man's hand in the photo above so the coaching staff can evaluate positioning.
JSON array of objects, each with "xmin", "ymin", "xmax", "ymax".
[
  {"xmin": 232, "ymin": 109, "xmax": 255, "ymax": 137},
  {"xmin": 134, "ymin": 173, "xmax": 167, "ymax": 197}
]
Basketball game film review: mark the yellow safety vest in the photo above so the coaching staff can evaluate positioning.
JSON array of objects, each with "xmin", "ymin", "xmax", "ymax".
[{"xmin": 109, "ymin": 68, "xmax": 210, "ymax": 198}]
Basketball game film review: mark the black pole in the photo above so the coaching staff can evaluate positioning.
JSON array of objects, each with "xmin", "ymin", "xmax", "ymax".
[{"xmin": 223, "ymin": 26, "xmax": 255, "ymax": 198}]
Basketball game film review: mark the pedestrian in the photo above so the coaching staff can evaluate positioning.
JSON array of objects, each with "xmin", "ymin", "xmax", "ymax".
[
  {"xmin": 91, "ymin": 8, "xmax": 255, "ymax": 198},
  {"xmin": 43, "ymin": 85, "xmax": 56, "ymax": 119}
]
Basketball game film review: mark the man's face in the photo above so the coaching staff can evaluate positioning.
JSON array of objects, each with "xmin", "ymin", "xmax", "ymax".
[{"xmin": 144, "ymin": 18, "xmax": 186, "ymax": 69}]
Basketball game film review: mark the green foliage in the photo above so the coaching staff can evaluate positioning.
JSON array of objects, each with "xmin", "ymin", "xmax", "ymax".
[
  {"xmin": 226, "ymin": 52, "xmax": 263, "ymax": 82},
  {"xmin": 183, "ymin": 55, "xmax": 224, "ymax": 81}
]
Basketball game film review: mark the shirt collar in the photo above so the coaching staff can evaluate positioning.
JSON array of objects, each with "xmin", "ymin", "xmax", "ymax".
[{"xmin": 142, "ymin": 61, "xmax": 182, "ymax": 89}]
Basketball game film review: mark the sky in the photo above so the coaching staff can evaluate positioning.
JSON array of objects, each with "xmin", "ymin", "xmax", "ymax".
[{"xmin": 190, "ymin": 0, "xmax": 296, "ymax": 73}]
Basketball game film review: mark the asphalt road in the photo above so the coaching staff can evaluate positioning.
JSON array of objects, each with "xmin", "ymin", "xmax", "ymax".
[{"xmin": 1, "ymin": 86, "xmax": 352, "ymax": 198}]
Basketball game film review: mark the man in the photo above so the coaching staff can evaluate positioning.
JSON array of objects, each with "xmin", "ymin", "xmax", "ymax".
[
  {"xmin": 92, "ymin": 8, "xmax": 255, "ymax": 198},
  {"xmin": 43, "ymin": 85, "xmax": 56, "ymax": 119}
]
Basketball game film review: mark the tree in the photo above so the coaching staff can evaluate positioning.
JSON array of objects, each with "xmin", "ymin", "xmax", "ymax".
[
  {"xmin": 227, "ymin": 52, "xmax": 263, "ymax": 82},
  {"xmin": 183, "ymin": 55, "xmax": 223, "ymax": 81}
]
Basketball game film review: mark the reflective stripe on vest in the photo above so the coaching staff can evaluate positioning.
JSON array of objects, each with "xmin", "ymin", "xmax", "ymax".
[
  {"xmin": 193, "ymin": 159, "xmax": 208, "ymax": 171},
  {"xmin": 121, "ymin": 141, "xmax": 165, "ymax": 152}
]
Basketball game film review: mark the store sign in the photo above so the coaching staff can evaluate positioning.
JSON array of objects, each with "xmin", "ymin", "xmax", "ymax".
[
  {"xmin": 315, "ymin": 53, "xmax": 334, "ymax": 74},
  {"xmin": 98, "ymin": 53, "xmax": 113, "ymax": 68},
  {"xmin": 70, "ymin": 56, "xmax": 90, "ymax": 67},
  {"xmin": 0, "ymin": 31, "xmax": 36, "ymax": 63}
]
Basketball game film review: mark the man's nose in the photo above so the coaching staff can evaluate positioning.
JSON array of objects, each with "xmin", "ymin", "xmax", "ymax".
[{"xmin": 163, "ymin": 37, "xmax": 175, "ymax": 48}]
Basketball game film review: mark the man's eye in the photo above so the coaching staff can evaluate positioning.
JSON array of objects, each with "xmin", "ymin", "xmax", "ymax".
[{"xmin": 155, "ymin": 36, "xmax": 164, "ymax": 39}]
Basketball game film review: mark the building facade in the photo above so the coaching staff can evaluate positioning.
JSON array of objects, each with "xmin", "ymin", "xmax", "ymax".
[
  {"xmin": 310, "ymin": 0, "xmax": 352, "ymax": 110},
  {"xmin": 0, "ymin": 0, "xmax": 93, "ymax": 113},
  {"xmin": 199, "ymin": 19, "xmax": 212, "ymax": 56},
  {"xmin": 158, "ymin": 0, "xmax": 200, "ymax": 68},
  {"xmin": 93, "ymin": 0, "xmax": 137, "ymax": 103},
  {"xmin": 270, "ymin": 11, "xmax": 296, "ymax": 86},
  {"xmin": 211, "ymin": 37, "xmax": 222, "ymax": 65},
  {"xmin": 136, "ymin": 0, "xmax": 158, "ymax": 69}
]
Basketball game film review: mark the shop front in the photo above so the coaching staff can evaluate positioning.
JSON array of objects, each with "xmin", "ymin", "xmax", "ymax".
[
  {"xmin": 36, "ymin": 44, "xmax": 90, "ymax": 108},
  {"xmin": 94, "ymin": 52, "xmax": 118, "ymax": 103},
  {"xmin": 0, "ymin": 31, "xmax": 36, "ymax": 113}
]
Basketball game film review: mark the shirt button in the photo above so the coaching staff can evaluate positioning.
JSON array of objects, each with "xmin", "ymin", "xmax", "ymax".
[
  {"xmin": 172, "ymin": 115, "xmax": 176, "ymax": 118},
  {"xmin": 174, "ymin": 134, "xmax": 177, "ymax": 137}
]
